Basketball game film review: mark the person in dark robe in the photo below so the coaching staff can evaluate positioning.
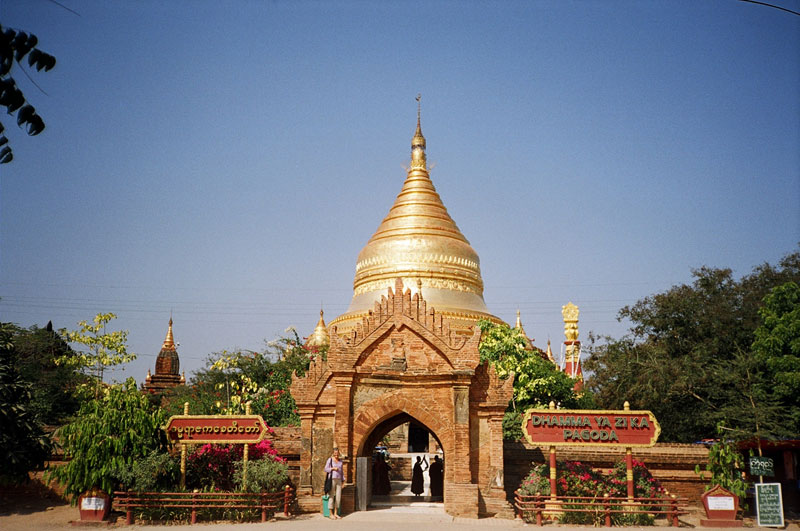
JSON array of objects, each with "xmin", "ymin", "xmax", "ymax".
[
  {"xmin": 410, "ymin": 455, "xmax": 428, "ymax": 496},
  {"xmin": 428, "ymin": 455, "xmax": 443, "ymax": 498},
  {"xmin": 372, "ymin": 453, "xmax": 392, "ymax": 495}
]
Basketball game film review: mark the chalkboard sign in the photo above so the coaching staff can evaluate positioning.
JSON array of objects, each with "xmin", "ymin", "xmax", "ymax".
[
  {"xmin": 750, "ymin": 456, "xmax": 774, "ymax": 477},
  {"xmin": 755, "ymin": 483, "xmax": 784, "ymax": 528}
]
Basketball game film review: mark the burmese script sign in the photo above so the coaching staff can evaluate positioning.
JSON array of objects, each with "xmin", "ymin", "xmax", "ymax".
[
  {"xmin": 750, "ymin": 456, "xmax": 775, "ymax": 477},
  {"xmin": 165, "ymin": 415, "xmax": 269, "ymax": 444},
  {"xmin": 522, "ymin": 408, "xmax": 660, "ymax": 447},
  {"xmin": 756, "ymin": 483, "xmax": 784, "ymax": 528}
]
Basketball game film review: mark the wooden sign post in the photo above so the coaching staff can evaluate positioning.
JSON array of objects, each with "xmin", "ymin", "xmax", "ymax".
[
  {"xmin": 522, "ymin": 400, "xmax": 660, "ymax": 502},
  {"xmin": 165, "ymin": 402, "xmax": 269, "ymax": 489}
]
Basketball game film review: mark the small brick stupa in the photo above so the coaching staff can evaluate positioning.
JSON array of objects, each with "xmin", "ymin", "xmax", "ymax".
[{"xmin": 143, "ymin": 318, "xmax": 185, "ymax": 393}]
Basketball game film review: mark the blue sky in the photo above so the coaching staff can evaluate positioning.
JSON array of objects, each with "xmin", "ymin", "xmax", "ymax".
[{"xmin": 1, "ymin": 0, "xmax": 798, "ymax": 383}]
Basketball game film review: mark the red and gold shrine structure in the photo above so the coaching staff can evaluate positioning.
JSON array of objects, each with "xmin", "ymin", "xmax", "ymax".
[{"xmin": 143, "ymin": 318, "xmax": 185, "ymax": 393}]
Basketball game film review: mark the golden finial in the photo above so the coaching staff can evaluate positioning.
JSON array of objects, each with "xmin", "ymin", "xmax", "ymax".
[
  {"xmin": 546, "ymin": 339, "xmax": 555, "ymax": 363},
  {"xmin": 411, "ymin": 94, "xmax": 426, "ymax": 168},
  {"xmin": 162, "ymin": 318, "xmax": 176, "ymax": 351},
  {"xmin": 307, "ymin": 309, "xmax": 330, "ymax": 348},
  {"xmin": 562, "ymin": 302, "xmax": 579, "ymax": 342}
]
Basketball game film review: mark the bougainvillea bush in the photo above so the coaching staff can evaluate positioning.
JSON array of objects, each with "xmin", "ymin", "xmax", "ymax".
[
  {"xmin": 607, "ymin": 458, "xmax": 666, "ymax": 499},
  {"xmin": 186, "ymin": 439, "xmax": 286, "ymax": 492},
  {"xmin": 517, "ymin": 459, "xmax": 666, "ymax": 525},
  {"xmin": 518, "ymin": 460, "xmax": 607, "ymax": 497}
]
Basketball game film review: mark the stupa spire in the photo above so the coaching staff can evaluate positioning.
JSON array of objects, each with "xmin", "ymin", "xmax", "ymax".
[
  {"xmin": 411, "ymin": 94, "xmax": 427, "ymax": 169},
  {"xmin": 162, "ymin": 317, "xmax": 176, "ymax": 351}
]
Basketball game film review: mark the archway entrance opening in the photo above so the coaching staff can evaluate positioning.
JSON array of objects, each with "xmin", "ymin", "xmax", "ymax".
[{"xmin": 360, "ymin": 412, "xmax": 445, "ymax": 509}]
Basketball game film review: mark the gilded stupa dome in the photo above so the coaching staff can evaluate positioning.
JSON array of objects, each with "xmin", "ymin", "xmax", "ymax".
[{"xmin": 330, "ymin": 102, "xmax": 501, "ymax": 335}]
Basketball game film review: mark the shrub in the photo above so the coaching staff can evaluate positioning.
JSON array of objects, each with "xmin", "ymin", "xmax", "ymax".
[
  {"xmin": 502, "ymin": 409, "xmax": 524, "ymax": 442},
  {"xmin": 518, "ymin": 459, "xmax": 666, "ymax": 526},
  {"xmin": 608, "ymin": 458, "xmax": 666, "ymax": 499},
  {"xmin": 234, "ymin": 457, "xmax": 289, "ymax": 493},
  {"xmin": 118, "ymin": 450, "xmax": 180, "ymax": 492},
  {"xmin": 518, "ymin": 463, "xmax": 551, "ymax": 496}
]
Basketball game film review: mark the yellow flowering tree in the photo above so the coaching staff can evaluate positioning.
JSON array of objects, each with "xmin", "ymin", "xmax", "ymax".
[{"xmin": 58, "ymin": 313, "xmax": 136, "ymax": 398}]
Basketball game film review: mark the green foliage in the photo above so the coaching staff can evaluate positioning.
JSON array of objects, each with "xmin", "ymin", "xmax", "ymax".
[
  {"xmin": 502, "ymin": 410, "xmax": 524, "ymax": 442},
  {"xmin": 695, "ymin": 424, "xmax": 749, "ymax": 508},
  {"xmin": 0, "ymin": 323, "xmax": 52, "ymax": 485},
  {"xmin": 48, "ymin": 378, "xmax": 167, "ymax": 501},
  {"xmin": 59, "ymin": 313, "xmax": 136, "ymax": 397},
  {"xmin": 234, "ymin": 457, "xmax": 290, "ymax": 493},
  {"xmin": 752, "ymin": 281, "xmax": 800, "ymax": 428},
  {"xmin": 10, "ymin": 322, "xmax": 88, "ymax": 424},
  {"xmin": 478, "ymin": 320, "xmax": 590, "ymax": 440},
  {"xmin": 163, "ymin": 330, "xmax": 315, "ymax": 426},
  {"xmin": 478, "ymin": 320, "xmax": 585, "ymax": 411},
  {"xmin": 117, "ymin": 450, "xmax": 180, "ymax": 492},
  {"xmin": 0, "ymin": 24, "xmax": 56, "ymax": 163},
  {"xmin": 585, "ymin": 250, "xmax": 800, "ymax": 442}
]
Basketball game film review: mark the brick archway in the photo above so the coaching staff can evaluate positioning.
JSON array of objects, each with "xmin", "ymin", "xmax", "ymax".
[
  {"xmin": 352, "ymin": 389, "xmax": 453, "ymax": 460},
  {"xmin": 290, "ymin": 279, "xmax": 513, "ymax": 517}
]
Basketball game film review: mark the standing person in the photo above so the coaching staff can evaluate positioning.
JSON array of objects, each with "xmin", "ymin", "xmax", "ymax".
[
  {"xmin": 410, "ymin": 455, "xmax": 428, "ymax": 496},
  {"xmin": 428, "ymin": 455, "xmax": 443, "ymax": 499},
  {"xmin": 372, "ymin": 452, "xmax": 392, "ymax": 495},
  {"xmin": 324, "ymin": 448, "xmax": 344, "ymax": 519}
]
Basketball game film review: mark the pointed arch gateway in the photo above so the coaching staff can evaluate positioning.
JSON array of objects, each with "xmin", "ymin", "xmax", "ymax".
[{"xmin": 290, "ymin": 278, "xmax": 513, "ymax": 518}]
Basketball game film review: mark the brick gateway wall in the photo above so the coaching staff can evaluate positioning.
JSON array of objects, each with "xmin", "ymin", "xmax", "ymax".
[{"xmin": 503, "ymin": 440, "xmax": 710, "ymax": 503}]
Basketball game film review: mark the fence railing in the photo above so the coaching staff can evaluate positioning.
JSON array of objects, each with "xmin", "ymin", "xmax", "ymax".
[
  {"xmin": 514, "ymin": 491, "xmax": 688, "ymax": 527},
  {"xmin": 113, "ymin": 485, "xmax": 295, "ymax": 525}
]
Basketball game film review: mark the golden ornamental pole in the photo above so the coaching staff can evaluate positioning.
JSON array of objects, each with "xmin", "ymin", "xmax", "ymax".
[
  {"xmin": 243, "ymin": 402, "xmax": 251, "ymax": 490},
  {"xmin": 180, "ymin": 401, "xmax": 189, "ymax": 489}
]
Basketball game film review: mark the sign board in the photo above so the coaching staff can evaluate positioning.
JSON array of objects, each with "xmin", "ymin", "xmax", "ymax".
[
  {"xmin": 80, "ymin": 497, "xmax": 106, "ymax": 511},
  {"xmin": 522, "ymin": 408, "xmax": 660, "ymax": 447},
  {"xmin": 701, "ymin": 484, "xmax": 740, "ymax": 524},
  {"xmin": 165, "ymin": 415, "xmax": 269, "ymax": 444},
  {"xmin": 755, "ymin": 483, "xmax": 784, "ymax": 528},
  {"xmin": 749, "ymin": 456, "xmax": 775, "ymax": 477}
]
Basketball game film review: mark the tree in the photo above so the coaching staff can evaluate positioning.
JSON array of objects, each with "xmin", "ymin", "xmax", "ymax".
[
  {"xmin": 750, "ymin": 281, "xmax": 800, "ymax": 436},
  {"xmin": 585, "ymin": 249, "xmax": 800, "ymax": 442},
  {"xmin": 478, "ymin": 320, "xmax": 592, "ymax": 440},
  {"xmin": 11, "ymin": 321, "xmax": 87, "ymax": 424},
  {"xmin": 0, "ymin": 24, "xmax": 56, "ymax": 163},
  {"xmin": 59, "ymin": 313, "xmax": 136, "ymax": 397},
  {"xmin": 161, "ymin": 329, "xmax": 315, "ymax": 426},
  {"xmin": 48, "ymin": 378, "xmax": 168, "ymax": 501},
  {"xmin": 0, "ymin": 323, "xmax": 52, "ymax": 485}
]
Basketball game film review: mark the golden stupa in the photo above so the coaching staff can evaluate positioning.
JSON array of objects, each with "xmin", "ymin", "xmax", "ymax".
[{"xmin": 330, "ymin": 102, "xmax": 501, "ymax": 335}]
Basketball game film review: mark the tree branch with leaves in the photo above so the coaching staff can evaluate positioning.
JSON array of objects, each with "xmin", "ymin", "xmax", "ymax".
[{"xmin": 0, "ymin": 24, "xmax": 56, "ymax": 163}]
